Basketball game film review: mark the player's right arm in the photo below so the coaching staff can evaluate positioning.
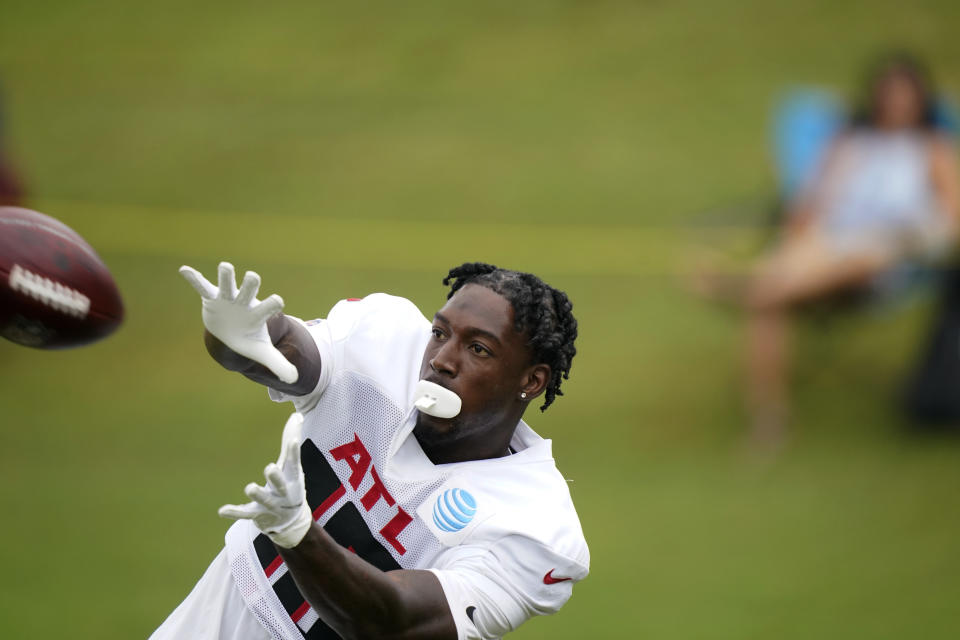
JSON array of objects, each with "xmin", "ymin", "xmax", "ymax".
[{"xmin": 180, "ymin": 262, "xmax": 322, "ymax": 397}]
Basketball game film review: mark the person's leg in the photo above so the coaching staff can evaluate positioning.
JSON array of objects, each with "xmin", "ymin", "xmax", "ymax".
[
  {"xmin": 745, "ymin": 304, "xmax": 790, "ymax": 446},
  {"xmin": 742, "ymin": 234, "xmax": 891, "ymax": 445},
  {"xmin": 689, "ymin": 229, "xmax": 889, "ymax": 308},
  {"xmin": 750, "ymin": 252, "xmax": 888, "ymax": 309}
]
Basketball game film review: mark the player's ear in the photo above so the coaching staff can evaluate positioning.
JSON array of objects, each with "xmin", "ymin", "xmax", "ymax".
[{"xmin": 520, "ymin": 363, "xmax": 551, "ymax": 400}]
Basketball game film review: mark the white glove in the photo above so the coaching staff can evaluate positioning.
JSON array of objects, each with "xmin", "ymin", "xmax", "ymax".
[
  {"xmin": 179, "ymin": 261, "xmax": 298, "ymax": 384},
  {"xmin": 218, "ymin": 412, "xmax": 313, "ymax": 548}
]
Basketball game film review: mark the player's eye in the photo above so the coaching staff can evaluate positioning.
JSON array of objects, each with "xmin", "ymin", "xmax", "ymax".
[
  {"xmin": 431, "ymin": 327, "xmax": 446, "ymax": 340},
  {"xmin": 469, "ymin": 343, "xmax": 491, "ymax": 356}
]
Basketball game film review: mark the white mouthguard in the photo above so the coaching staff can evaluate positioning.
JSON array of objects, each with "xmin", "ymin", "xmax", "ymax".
[{"xmin": 413, "ymin": 380, "xmax": 462, "ymax": 419}]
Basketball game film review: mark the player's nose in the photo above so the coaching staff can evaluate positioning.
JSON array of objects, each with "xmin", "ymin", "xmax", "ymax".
[{"xmin": 429, "ymin": 341, "xmax": 458, "ymax": 378}]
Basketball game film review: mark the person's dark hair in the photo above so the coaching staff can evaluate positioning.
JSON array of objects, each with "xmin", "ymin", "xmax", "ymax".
[
  {"xmin": 442, "ymin": 262, "xmax": 577, "ymax": 412},
  {"xmin": 851, "ymin": 51, "xmax": 937, "ymax": 129}
]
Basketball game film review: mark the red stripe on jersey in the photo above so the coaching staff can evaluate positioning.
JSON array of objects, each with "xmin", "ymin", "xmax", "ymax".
[
  {"xmin": 291, "ymin": 601, "xmax": 311, "ymax": 623},
  {"xmin": 263, "ymin": 484, "xmax": 347, "ymax": 580},
  {"xmin": 313, "ymin": 484, "xmax": 346, "ymax": 521},
  {"xmin": 347, "ymin": 298, "xmax": 361, "ymax": 302},
  {"xmin": 264, "ymin": 555, "xmax": 284, "ymax": 578}
]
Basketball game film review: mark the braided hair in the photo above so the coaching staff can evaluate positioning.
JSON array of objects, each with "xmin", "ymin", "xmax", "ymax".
[{"xmin": 442, "ymin": 262, "xmax": 578, "ymax": 412}]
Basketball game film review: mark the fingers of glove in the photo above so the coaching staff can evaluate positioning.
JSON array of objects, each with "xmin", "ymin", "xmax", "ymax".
[
  {"xmin": 264, "ymin": 463, "xmax": 289, "ymax": 497},
  {"xmin": 217, "ymin": 262, "xmax": 239, "ymax": 301},
  {"xmin": 179, "ymin": 266, "xmax": 218, "ymax": 300},
  {"xmin": 282, "ymin": 434, "xmax": 302, "ymax": 478},
  {"xmin": 218, "ymin": 502, "xmax": 264, "ymax": 521},
  {"xmin": 251, "ymin": 294, "xmax": 285, "ymax": 323},
  {"xmin": 279, "ymin": 413, "xmax": 305, "ymax": 467},
  {"xmin": 245, "ymin": 482, "xmax": 283, "ymax": 510},
  {"xmin": 235, "ymin": 270, "xmax": 262, "ymax": 307},
  {"xmin": 245, "ymin": 342, "xmax": 299, "ymax": 385}
]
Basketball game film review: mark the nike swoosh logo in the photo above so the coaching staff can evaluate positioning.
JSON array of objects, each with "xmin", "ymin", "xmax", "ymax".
[{"xmin": 543, "ymin": 569, "xmax": 573, "ymax": 584}]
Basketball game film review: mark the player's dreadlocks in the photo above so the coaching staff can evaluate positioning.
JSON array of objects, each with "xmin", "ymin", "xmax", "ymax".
[{"xmin": 442, "ymin": 262, "xmax": 577, "ymax": 412}]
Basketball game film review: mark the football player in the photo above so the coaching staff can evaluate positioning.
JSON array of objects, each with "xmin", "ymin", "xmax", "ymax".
[{"xmin": 152, "ymin": 261, "xmax": 589, "ymax": 640}]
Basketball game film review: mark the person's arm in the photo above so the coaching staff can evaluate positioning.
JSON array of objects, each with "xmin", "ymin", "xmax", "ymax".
[
  {"xmin": 929, "ymin": 134, "xmax": 960, "ymax": 240},
  {"xmin": 219, "ymin": 414, "xmax": 457, "ymax": 640},
  {"xmin": 204, "ymin": 313, "xmax": 321, "ymax": 397},
  {"xmin": 180, "ymin": 262, "xmax": 322, "ymax": 397},
  {"xmin": 279, "ymin": 526, "xmax": 457, "ymax": 640}
]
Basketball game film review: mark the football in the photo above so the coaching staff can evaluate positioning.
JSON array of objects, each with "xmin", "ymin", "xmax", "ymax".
[{"xmin": 0, "ymin": 206, "xmax": 124, "ymax": 349}]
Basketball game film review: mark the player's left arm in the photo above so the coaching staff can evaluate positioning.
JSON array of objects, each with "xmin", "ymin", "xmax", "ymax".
[{"xmin": 219, "ymin": 413, "xmax": 456, "ymax": 640}]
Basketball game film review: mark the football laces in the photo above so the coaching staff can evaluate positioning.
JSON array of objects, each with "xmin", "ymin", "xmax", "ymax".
[{"xmin": 9, "ymin": 263, "xmax": 91, "ymax": 319}]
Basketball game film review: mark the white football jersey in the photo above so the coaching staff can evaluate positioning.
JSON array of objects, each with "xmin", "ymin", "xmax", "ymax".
[{"xmin": 224, "ymin": 293, "xmax": 589, "ymax": 640}]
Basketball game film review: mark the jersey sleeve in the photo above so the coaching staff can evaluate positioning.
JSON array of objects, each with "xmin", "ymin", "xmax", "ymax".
[
  {"xmin": 428, "ymin": 536, "xmax": 589, "ymax": 640},
  {"xmin": 267, "ymin": 294, "xmax": 429, "ymax": 412}
]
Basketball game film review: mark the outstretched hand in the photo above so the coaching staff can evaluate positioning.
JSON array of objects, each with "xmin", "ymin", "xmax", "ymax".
[
  {"xmin": 218, "ymin": 412, "xmax": 313, "ymax": 549},
  {"xmin": 180, "ymin": 261, "xmax": 299, "ymax": 384}
]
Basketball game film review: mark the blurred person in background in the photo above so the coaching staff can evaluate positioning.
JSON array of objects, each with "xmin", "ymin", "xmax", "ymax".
[
  {"xmin": 702, "ymin": 53, "xmax": 960, "ymax": 445},
  {"xmin": 0, "ymin": 87, "xmax": 25, "ymax": 206}
]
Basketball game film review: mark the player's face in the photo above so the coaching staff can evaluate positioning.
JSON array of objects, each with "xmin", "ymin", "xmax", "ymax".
[
  {"xmin": 416, "ymin": 284, "xmax": 535, "ymax": 448},
  {"xmin": 874, "ymin": 70, "xmax": 924, "ymax": 129}
]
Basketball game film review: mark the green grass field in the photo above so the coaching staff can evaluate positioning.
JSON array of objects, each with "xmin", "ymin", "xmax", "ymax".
[{"xmin": 2, "ymin": 1, "xmax": 960, "ymax": 637}]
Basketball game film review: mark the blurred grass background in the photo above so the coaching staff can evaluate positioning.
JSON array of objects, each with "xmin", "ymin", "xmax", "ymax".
[{"xmin": 2, "ymin": 1, "xmax": 960, "ymax": 637}]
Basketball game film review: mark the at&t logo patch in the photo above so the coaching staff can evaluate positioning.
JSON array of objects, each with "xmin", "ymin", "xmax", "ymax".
[{"xmin": 432, "ymin": 488, "xmax": 477, "ymax": 533}]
